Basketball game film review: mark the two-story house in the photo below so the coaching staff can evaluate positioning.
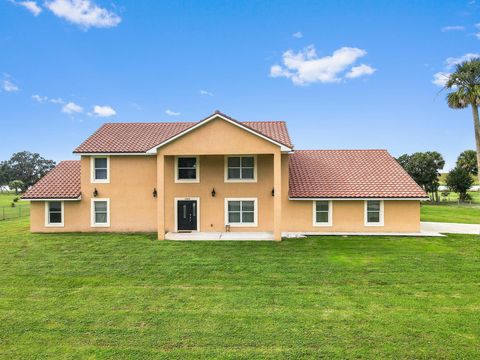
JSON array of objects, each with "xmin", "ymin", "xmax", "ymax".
[{"xmin": 22, "ymin": 111, "xmax": 428, "ymax": 240}]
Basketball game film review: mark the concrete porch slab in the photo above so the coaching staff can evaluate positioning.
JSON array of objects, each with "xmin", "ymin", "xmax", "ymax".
[{"xmin": 165, "ymin": 231, "xmax": 275, "ymax": 241}]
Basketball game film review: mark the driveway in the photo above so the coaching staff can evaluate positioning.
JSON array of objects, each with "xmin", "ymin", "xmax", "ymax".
[{"xmin": 421, "ymin": 222, "xmax": 480, "ymax": 235}]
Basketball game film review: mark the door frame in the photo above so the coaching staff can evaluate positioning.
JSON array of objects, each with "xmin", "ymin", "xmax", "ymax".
[{"xmin": 174, "ymin": 197, "xmax": 200, "ymax": 232}]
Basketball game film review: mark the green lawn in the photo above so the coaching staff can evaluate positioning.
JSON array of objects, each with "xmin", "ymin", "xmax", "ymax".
[
  {"xmin": 1, "ymin": 218, "xmax": 479, "ymax": 358},
  {"xmin": 421, "ymin": 203, "xmax": 480, "ymax": 224}
]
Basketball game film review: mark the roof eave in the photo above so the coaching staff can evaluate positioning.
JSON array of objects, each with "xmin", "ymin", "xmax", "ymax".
[{"xmin": 22, "ymin": 195, "xmax": 82, "ymax": 201}]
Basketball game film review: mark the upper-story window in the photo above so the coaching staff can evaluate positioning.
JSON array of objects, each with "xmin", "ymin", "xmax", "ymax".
[
  {"xmin": 91, "ymin": 156, "xmax": 110, "ymax": 183},
  {"xmin": 225, "ymin": 156, "xmax": 256, "ymax": 182},
  {"xmin": 364, "ymin": 200, "xmax": 384, "ymax": 226},
  {"xmin": 175, "ymin": 156, "xmax": 200, "ymax": 183}
]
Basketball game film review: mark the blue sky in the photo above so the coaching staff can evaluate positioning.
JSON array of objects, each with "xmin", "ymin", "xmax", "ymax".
[{"xmin": 0, "ymin": 0, "xmax": 478, "ymax": 170}]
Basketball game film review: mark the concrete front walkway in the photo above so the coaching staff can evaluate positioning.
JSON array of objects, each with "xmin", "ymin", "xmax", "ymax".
[
  {"xmin": 165, "ymin": 232, "xmax": 275, "ymax": 241},
  {"xmin": 421, "ymin": 222, "xmax": 480, "ymax": 235}
]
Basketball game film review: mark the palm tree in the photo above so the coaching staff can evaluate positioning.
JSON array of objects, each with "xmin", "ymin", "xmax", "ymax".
[{"xmin": 446, "ymin": 59, "xmax": 480, "ymax": 183}]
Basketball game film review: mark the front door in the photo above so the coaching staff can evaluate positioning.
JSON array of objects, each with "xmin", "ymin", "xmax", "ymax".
[{"xmin": 177, "ymin": 200, "xmax": 197, "ymax": 231}]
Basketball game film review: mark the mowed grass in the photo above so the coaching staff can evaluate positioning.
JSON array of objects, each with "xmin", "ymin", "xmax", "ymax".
[
  {"xmin": 1, "ymin": 219, "xmax": 479, "ymax": 358},
  {"xmin": 421, "ymin": 191, "xmax": 480, "ymax": 224},
  {"xmin": 421, "ymin": 204, "xmax": 480, "ymax": 224}
]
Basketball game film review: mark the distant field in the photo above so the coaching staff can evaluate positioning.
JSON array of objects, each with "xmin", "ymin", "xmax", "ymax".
[
  {"xmin": 438, "ymin": 191, "xmax": 480, "ymax": 203},
  {"xmin": 0, "ymin": 193, "xmax": 29, "ymax": 221},
  {"xmin": 438, "ymin": 172, "xmax": 479, "ymax": 185}
]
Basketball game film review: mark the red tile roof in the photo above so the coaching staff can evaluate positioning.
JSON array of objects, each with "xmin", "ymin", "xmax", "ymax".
[
  {"xmin": 289, "ymin": 150, "xmax": 428, "ymax": 198},
  {"xmin": 21, "ymin": 161, "xmax": 81, "ymax": 200},
  {"xmin": 74, "ymin": 112, "xmax": 293, "ymax": 153}
]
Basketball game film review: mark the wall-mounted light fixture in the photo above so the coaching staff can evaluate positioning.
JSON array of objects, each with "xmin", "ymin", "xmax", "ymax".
[
  {"xmin": 211, "ymin": 188, "xmax": 216, "ymax": 197},
  {"xmin": 153, "ymin": 188, "xmax": 157, "ymax": 198},
  {"xmin": 93, "ymin": 188, "xmax": 98, "ymax": 197},
  {"xmin": 271, "ymin": 188, "xmax": 275, "ymax": 197}
]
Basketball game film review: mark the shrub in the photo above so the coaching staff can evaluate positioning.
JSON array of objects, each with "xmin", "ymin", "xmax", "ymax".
[{"xmin": 446, "ymin": 166, "xmax": 474, "ymax": 202}]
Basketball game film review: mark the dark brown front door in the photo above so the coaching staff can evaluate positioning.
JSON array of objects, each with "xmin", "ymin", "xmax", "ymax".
[{"xmin": 177, "ymin": 200, "xmax": 197, "ymax": 231}]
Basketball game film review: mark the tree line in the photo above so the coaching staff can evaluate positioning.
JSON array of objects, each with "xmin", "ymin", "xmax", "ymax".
[
  {"xmin": 397, "ymin": 150, "xmax": 477, "ymax": 203},
  {"xmin": 0, "ymin": 151, "xmax": 56, "ymax": 194}
]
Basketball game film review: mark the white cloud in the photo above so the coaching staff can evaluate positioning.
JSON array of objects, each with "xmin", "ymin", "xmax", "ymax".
[
  {"xmin": 2, "ymin": 79, "xmax": 19, "ymax": 92},
  {"xmin": 93, "ymin": 105, "xmax": 116, "ymax": 117},
  {"xmin": 441, "ymin": 25, "xmax": 465, "ymax": 32},
  {"xmin": 445, "ymin": 53, "xmax": 480, "ymax": 68},
  {"xmin": 432, "ymin": 72, "xmax": 451, "ymax": 87},
  {"xmin": 49, "ymin": 97, "xmax": 65, "ymax": 104},
  {"xmin": 44, "ymin": 0, "xmax": 121, "ymax": 29},
  {"xmin": 32, "ymin": 94, "xmax": 48, "ymax": 102},
  {"xmin": 345, "ymin": 64, "xmax": 376, "ymax": 78},
  {"xmin": 292, "ymin": 31, "xmax": 303, "ymax": 38},
  {"xmin": 62, "ymin": 101, "xmax": 83, "ymax": 114},
  {"xmin": 200, "ymin": 89, "xmax": 214, "ymax": 96},
  {"xmin": 165, "ymin": 109, "xmax": 180, "ymax": 116},
  {"xmin": 9, "ymin": 1, "xmax": 42, "ymax": 16},
  {"xmin": 270, "ymin": 45, "xmax": 374, "ymax": 85}
]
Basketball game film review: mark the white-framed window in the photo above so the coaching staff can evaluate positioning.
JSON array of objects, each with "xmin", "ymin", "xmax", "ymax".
[
  {"xmin": 174, "ymin": 156, "xmax": 200, "ymax": 183},
  {"xmin": 364, "ymin": 200, "xmax": 384, "ymax": 226},
  {"xmin": 313, "ymin": 200, "xmax": 332, "ymax": 226},
  {"xmin": 224, "ymin": 155, "xmax": 257, "ymax": 182},
  {"xmin": 91, "ymin": 198, "xmax": 110, "ymax": 227},
  {"xmin": 44, "ymin": 201, "xmax": 64, "ymax": 227},
  {"xmin": 91, "ymin": 156, "xmax": 110, "ymax": 183},
  {"xmin": 224, "ymin": 198, "xmax": 258, "ymax": 227}
]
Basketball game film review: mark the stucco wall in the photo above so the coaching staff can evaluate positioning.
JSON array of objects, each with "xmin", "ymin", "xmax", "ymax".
[
  {"xmin": 282, "ymin": 199, "xmax": 420, "ymax": 233},
  {"xmin": 163, "ymin": 154, "xmax": 275, "ymax": 232},
  {"xmin": 30, "ymin": 155, "xmax": 157, "ymax": 232}
]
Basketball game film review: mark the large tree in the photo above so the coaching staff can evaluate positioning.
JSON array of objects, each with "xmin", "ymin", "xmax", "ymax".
[
  {"xmin": 445, "ymin": 59, "xmax": 480, "ymax": 183},
  {"xmin": 397, "ymin": 151, "xmax": 445, "ymax": 201},
  {"xmin": 456, "ymin": 149, "xmax": 478, "ymax": 177},
  {"xmin": 4, "ymin": 152, "xmax": 56, "ymax": 192},
  {"xmin": 0, "ymin": 161, "xmax": 12, "ymax": 187}
]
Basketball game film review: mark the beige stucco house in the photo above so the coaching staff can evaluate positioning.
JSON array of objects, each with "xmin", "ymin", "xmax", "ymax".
[{"xmin": 22, "ymin": 111, "xmax": 428, "ymax": 240}]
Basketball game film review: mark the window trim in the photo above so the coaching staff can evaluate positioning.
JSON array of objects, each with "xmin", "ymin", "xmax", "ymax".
[
  {"xmin": 90, "ymin": 156, "xmax": 110, "ymax": 184},
  {"xmin": 174, "ymin": 197, "xmax": 201, "ymax": 232},
  {"xmin": 312, "ymin": 200, "xmax": 333, "ymax": 227},
  {"xmin": 224, "ymin": 197, "xmax": 258, "ymax": 227},
  {"xmin": 364, "ymin": 200, "xmax": 384, "ymax": 226},
  {"xmin": 174, "ymin": 156, "xmax": 200, "ymax": 183},
  {"xmin": 91, "ymin": 198, "xmax": 110, "ymax": 227},
  {"xmin": 224, "ymin": 155, "xmax": 257, "ymax": 183},
  {"xmin": 44, "ymin": 201, "xmax": 64, "ymax": 227}
]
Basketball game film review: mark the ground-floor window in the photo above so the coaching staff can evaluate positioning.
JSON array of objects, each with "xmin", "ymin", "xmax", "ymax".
[
  {"xmin": 45, "ymin": 201, "xmax": 64, "ymax": 227},
  {"xmin": 225, "ymin": 198, "xmax": 257, "ymax": 227},
  {"xmin": 365, "ymin": 200, "xmax": 384, "ymax": 226},
  {"xmin": 91, "ymin": 198, "xmax": 110, "ymax": 227},
  {"xmin": 313, "ymin": 200, "xmax": 332, "ymax": 226}
]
